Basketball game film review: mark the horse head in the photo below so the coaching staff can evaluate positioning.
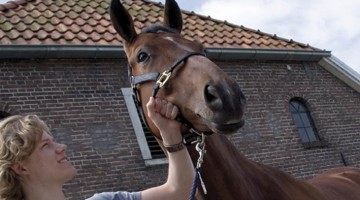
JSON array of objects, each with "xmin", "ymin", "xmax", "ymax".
[{"xmin": 110, "ymin": 0, "xmax": 246, "ymax": 139}]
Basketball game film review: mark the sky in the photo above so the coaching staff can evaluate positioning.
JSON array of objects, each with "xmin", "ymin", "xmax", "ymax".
[
  {"xmin": 163, "ymin": 0, "xmax": 360, "ymax": 74},
  {"xmin": 0, "ymin": 0, "xmax": 359, "ymax": 74}
]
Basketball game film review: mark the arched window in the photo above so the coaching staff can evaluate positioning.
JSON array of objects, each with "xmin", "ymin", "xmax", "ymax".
[{"xmin": 289, "ymin": 98, "xmax": 319, "ymax": 143}]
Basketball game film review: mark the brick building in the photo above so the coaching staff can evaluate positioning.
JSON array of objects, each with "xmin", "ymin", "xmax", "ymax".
[{"xmin": 1, "ymin": 0, "xmax": 359, "ymax": 199}]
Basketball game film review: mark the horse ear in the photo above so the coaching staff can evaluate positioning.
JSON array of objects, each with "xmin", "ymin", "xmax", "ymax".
[
  {"xmin": 109, "ymin": 0, "xmax": 137, "ymax": 43},
  {"xmin": 163, "ymin": 0, "xmax": 183, "ymax": 33}
]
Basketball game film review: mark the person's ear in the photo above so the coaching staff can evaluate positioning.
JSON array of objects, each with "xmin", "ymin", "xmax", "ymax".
[{"xmin": 11, "ymin": 163, "xmax": 28, "ymax": 176}]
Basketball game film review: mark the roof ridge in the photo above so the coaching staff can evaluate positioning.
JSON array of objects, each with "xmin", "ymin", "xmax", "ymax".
[{"xmin": 0, "ymin": 0, "xmax": 36, "ymax": 12}]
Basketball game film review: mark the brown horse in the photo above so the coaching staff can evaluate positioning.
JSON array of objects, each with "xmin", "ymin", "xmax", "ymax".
[{"xmin": 109, "ymin": 0, "xmax": 360, "ymax": 199}]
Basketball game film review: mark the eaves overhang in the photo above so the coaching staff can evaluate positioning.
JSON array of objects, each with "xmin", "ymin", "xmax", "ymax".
[{"xmin": 319, "ymin": 56, "xmax": 360, "ymax": 93}]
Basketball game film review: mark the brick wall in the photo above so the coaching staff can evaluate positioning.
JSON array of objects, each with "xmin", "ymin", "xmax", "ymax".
[
  {"xmin": 1, "ymin": 58, "xmax": 360, "ymax": 199},
  {"xmin": 222, "ymin": 60, "xmax": 360, "ymax": 179},
  {"xmin": 0, "ymin": 59, "xmax": 168, "ymax": 199}
]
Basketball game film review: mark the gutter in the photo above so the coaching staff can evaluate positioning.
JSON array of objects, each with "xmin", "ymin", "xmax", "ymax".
[
  {"xmin": 206, "ymin": 47, "xmax": 331, "ymax": 62},
  {"xmin": 0, "ymin": 45, "xmax": 127, "ymax": 59},
  {"xmin": 0, "ymin": 45, "xmax": 331, "ymax": 62}
]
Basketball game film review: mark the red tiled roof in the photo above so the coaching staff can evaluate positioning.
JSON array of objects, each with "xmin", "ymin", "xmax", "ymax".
[{"xmin": 0, "ymin": 0, "xmax": 316, "ymax": 50}]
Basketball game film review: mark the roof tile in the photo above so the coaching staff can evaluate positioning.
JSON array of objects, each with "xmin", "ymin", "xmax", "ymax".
[
  {"xmin": 64, "ymin": 30, "xmax": 75, "ymax": 41},
  {"xmin": 75, "ymin": 17, "xmax": 86, "ymax": 26},
  {"xmin": 96, "ymin": 6, "xmax": 107, "ymax": 15},
  {"xmin": 24, "ymin": 2, "xmax": 35, "ymax": 12},
  {"xmin": 37, "ymin": 2, "xmax": 47, "ymax": 11},
  {"xmin": 50, "ymin": 16, "xmax": 60, "ymax": 25},
  {"xmin": 17, "ymin": 9, "xmax": 28, "ymax": 18},
  {"xmin": 78, "ymin": 1, "xmax": 87, "ymax": 8},
  {"xmin": 9, "ymin": 15, "xmax": 20, "ymax": 24},
  {"xmin": 71, "ymin": 24, "xmax": 81, "ymax": 33},
  {"xmin": 56, "ymin": 23, "xmax": 67, "ymax": 33},
  {"xmin": 15, "ymin": 22, "xmax": 26, "ymax": 31},
  {"xmin": 1, "ymin": 21, "xmax": 12, "ymax": 31},
  {"xmin": 68, "ymin": 11, "xmax": 78, "ymax": 19},
  {"xmin": 84, "ymin": 5, "xmax": 95, "ymax": 14},
  {"xmin": 90, "ymin": 31, "xmax": 101, "ymax": 41},
  {"xmin": 62, "ymin": 17, "xmax": 72, "ymax": 26},
  {"xmin": 80, "ymin": 11, "xmax": 90, "ymax": 20},
  {"xmin": 43, "ymin": 10, "xmax": 54, "ymax": 18},
  {"xmin": 50, "ymin": 30, "xmax": 61, "ymax": 40},
  {"xmin": 55, "ymin": 10, "xmax": 66, "ymax": 19},
  {"xmin": 22, "ymin": 29, "xmax": 33, "ymax": 39},
  {"xmin": 92, "ymin": 12, "xmax": 102, "ymax": 20},
  {"xmin": 9, "ymin": 29, "xmax": 19, "ymax": 39},
  {"xmin": 83, "ymin": 24, "xmax": 93, "ymax": 34},
  {"xmin": 23, "ymin": 15, "xmax": 33, "ymax": 24},
  {"xmin": 29, "ymin": 22, "xmax": 40, "ymax": 31},
  {"xmin": 38, "ymin": 29, "xmax": 48, "ymax": 39},
  {"xmin": 30, "ymin": 8, "xmax": 41, "ymax": 18},
  {"xmin": 0, "ymin": 0, "xmax": 318, "ymax": 51}
]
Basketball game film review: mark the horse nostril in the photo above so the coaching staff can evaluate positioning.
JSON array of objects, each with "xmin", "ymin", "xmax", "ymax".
[{"xmin": 204, "ymin": 85, "xmax": 223, "ymax": 110}]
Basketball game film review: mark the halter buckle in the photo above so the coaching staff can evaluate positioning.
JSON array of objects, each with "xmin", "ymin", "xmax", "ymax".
[{"xmin": 156, "ymin": 71, "xmax": 172, "ymax": 88}]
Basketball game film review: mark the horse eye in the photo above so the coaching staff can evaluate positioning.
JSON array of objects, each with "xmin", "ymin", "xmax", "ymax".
[{"xmin": 137, "ymin": 52, "xmax": 149, "ymax": 63}]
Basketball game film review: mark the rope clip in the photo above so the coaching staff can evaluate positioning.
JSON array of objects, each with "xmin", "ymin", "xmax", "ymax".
[{"xmin": 195, "ymin": 134, "xmax": 206, "ymax": 168}]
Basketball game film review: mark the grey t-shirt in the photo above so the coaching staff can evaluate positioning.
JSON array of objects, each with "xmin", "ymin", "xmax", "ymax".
[{"xmin": 86, "ymin": 192, "xmax": 141, "ymax": 200}]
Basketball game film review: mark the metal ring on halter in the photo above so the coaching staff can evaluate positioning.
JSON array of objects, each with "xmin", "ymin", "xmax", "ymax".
[{"xmin": 156, "ymin": 71, "xmax": 172, "ymax": 88}]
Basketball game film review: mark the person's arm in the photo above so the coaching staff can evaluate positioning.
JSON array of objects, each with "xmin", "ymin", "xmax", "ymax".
[{"xmin": 141, "ymin": 97, "xmax": 195, "ymax": 200}]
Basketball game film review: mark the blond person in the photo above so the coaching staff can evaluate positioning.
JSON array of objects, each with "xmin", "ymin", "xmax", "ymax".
[{"xmin": 0, "ymin": 97, "xmax": 194, "ymax": 200}]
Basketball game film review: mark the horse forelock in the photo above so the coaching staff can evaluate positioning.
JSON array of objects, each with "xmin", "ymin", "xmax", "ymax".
[
  {"xmin": 142, "ymin": 24, "xmax": 178, "ymax": 34},
  {"xmin": 140, "ymin": 24, "xmax": 204, "ymax": 52}
]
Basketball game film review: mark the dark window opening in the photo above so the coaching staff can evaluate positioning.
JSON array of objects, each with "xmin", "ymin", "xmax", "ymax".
[{"xmin": 289, "ymin": 98, "xmax": 320, "ymax": 144}]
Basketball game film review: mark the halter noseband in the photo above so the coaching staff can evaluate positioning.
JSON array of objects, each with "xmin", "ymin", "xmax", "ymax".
[{"xmin": 129, "ymin": 51, "xmax": 213, "ymax": 144}]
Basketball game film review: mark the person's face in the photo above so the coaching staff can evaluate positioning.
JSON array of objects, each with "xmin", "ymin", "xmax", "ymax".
[{"xmin": 20, "ymin": 131, "xmax": 77, "ymax": 185}]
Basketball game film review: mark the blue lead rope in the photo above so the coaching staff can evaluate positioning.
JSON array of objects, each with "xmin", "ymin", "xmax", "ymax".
[
  {"xmin": 188, "ymin": 134, "xmax": 207, "ymax": 200},
  {"xmin": 188, "ymin": 168, "xmax": 201, "ymax": 200}
]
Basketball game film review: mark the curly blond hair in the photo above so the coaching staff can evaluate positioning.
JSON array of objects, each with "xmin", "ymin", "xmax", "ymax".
[{"xmin": 0, "ymin": 115, "xmax": 49, "ymax": 200}]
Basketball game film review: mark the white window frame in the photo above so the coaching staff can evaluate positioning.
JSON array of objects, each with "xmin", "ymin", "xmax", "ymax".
[{"xmin": 122, "ymin": 88, "xmax": 167, "ymax": 166}]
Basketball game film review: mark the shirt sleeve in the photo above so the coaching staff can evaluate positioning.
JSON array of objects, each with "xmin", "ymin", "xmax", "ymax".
[{"xmin": 86, "ymin": 191, "xmax": 141, "ymax": 200}]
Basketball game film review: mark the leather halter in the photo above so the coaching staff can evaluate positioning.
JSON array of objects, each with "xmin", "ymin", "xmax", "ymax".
[{"xmin": 129, "ymin": 51, "xmax": 213, "ymax": 144}]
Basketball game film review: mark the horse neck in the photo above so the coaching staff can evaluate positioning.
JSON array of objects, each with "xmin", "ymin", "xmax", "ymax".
[{"xmin": 189, "ymin": 134, "xmax": 320, "ymax": 200}]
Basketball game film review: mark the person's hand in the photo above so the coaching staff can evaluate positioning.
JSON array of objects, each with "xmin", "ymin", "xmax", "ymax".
[{"xmin": 146, "ymin": 97, "xmax": 182, "ymax": 145}]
